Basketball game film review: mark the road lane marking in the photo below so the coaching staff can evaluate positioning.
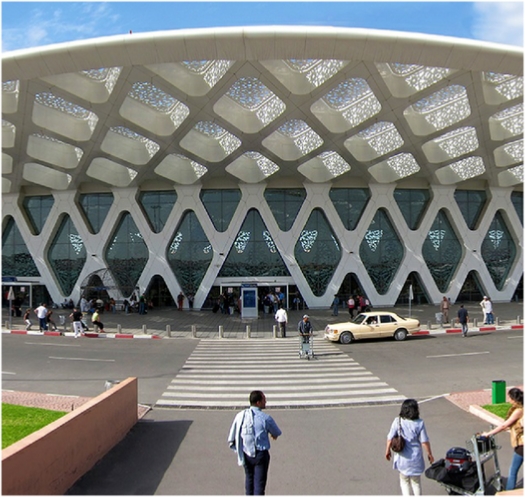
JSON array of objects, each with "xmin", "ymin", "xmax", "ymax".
[
  {"xmin": 426, "ymin": 351, "xmax": 490, "ymax": 358},
  {"xmin": 508, "ymin": 336, "xmax": 523, "ymax": 339},
  {"xmin": 2, "ymin": 371, "xmax": 16, "ymax": 375},
  {"xmin": 25, "ymin": 342, "xmax": 81, "ymax": 346},
  {"xmin": 49, "ymin": 357, "xmax": 115, "ymax": 362}
]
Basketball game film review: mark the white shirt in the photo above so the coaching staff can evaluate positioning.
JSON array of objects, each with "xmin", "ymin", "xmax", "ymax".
[
  {"xmin": 275, "ymin": 308, "xmax": 287, "ymax": 323},
  {"xmin": 484, "ymin": 300, "xmax": 493, "ymax": 313},
  {"xmin": 35, "ymin": 305, "xmax": 48, "ymax": 319}
]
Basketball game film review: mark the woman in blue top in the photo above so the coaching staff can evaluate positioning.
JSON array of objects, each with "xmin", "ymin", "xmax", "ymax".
[{"xmin": 386, "ymin": 399, "xmax": 434, "ymax": 495}]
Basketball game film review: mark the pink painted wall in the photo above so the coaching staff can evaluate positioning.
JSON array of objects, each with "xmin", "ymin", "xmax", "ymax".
[{"xmin": 2, "ymin": 377, "xmax": 138, "ymax": 495}]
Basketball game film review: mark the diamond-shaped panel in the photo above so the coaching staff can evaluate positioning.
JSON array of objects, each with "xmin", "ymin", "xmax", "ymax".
[
  {"xmin": 394, "ymin": 189, "xmax": 430, "ymax": 230},
  {"xmin": 22, "ymin": 195, "xmax": 54, "ymax": 235},
  {"xmin": 264, "ymin": 188, "xmax": 306, "ymax": 231},
  {"xmin": 79, "ymin": 193, "xmax": 114, "ymax": 234},
  {"xmin": 180, "ymin": 122, "xmax": 241, "ymax": 162},
  {"xmin": 167, "ymin": 211, "xmax": 213, "ymax": 295},
  {"xmin": 139, "ymin": 191, "xmax": 177, "ymax": 234},
  {"xmin": 345, "ymin": 122, "xmax": 404, "ymax": 162},
  {"xmin": 359, "ymin": 209, "xmax": 404, "ymax": 294},
  {"xmin": 422, "ymin": 210, "xmax": 462, "ymax": 292},
  {"xmin": 200, "ymin": 189, "xmax": 241, "ymax": 232},
  {"xmin": 48, "ymin": 215, "xmax": 86, "ymax": 295},
  {"xmin": 2, "ymin": 216, "xmax": 40, "ymax": 277},
  {"xmin": 295, "ymin": 208, "xmax": 341, "ymax": 296},
  {"xmin": 329, "ymin": 188, "xmax": 370, "ymax": 231},
  {"xmin": 454, "ymin": 190, "xmax": 487, "ymax": 230}
]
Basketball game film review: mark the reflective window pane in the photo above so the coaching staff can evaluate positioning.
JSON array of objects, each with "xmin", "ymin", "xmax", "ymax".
[
  {"xmin": 264, "ymin": 188, "xmax": 306, "ymax": 231},
  {"xmin": 200, "ymin": 189, "xmax": 241, "ymax": 232},
  {"xmin": 2, "ymin": 216, "xmax": 40, "ymax": 277},
  {"xmin": 79, "ymin": 193, "xmax": 113, "ymax": 234},
  {"xmin": 329, "ymin": 188, "xmax": 370, "ymax": 230},
  {"xmin": 139, "ymin": 191, "xmax": 177, "ymax": 233},
  {"xmin": 454, "ymin": 190, "xmax": 487, "ymax": 230},
  {"xmin": 295, "ymin": 208, "xmax": 341, "ymax": 296},
  {"xmin": 22, "ymin": 195, "xmax": 54, "ymax": 235},
  {"xmin": 511, "ymin": 191, "xmax": 523, "ymax": 225},
  {"xmin": 360, "ymin": 209, "xmax": 404, "ymax": 294},
  {"xmin": 48, "ymin": 215, "xmax": 86, "ymax": 295},
  {"xmin": 167, "ymin": 211, "xmax": 213, "ymax": 295},
  {"xmin": 394, "ymin": 189, "xmax": 430, "ymax": 230}
]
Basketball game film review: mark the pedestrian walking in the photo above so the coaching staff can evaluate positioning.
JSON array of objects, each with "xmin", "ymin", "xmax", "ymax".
[
  {"xmin": 386, "ymin": 398, "xmax": 434, "ymax": 496},
  {"xmin": 298, "ymin": 314, "xmax": 313, "ymax": 344},
  {"xmin": 70, "ymin": 307, "xmax": 84, "ymax": 338},
  {"xmin": 440, "ymin": 296, "xmax": 450, "ymax": 324},
  {"xmin": 34, "ymin": 303, "xmax": 48, "ymax": 331},
  {"xmin": 228, "ymin": 390, "xmax": 282, "ymax": 495},
  {"xmin": 46, "ymin": 309, "xmax": 58, "ymax": 331},
  {"xmin": 457, "ymin": 304, "xmax": 469, "ymax": 337},
  {"xmin": 177, "ymin": 292, "xmax": 185, "ymax": 311},
  {"xmin": 332, "ymin": 295, "xmax": 340, "ymax": 316},
  {"xmin": 92, "ymin": 308, "xmax": 105, "ymax": 332},
  {"xmin": 482, "ymin": 387, "xmax": 523, "ymax": 490},
  {"xmin": 23, "ymin": 308, "xmax": 32, "ymax": 330},
  {"xmin": 274, "ymin": 305, "xmax": 288, "ymax": 338},
  {"xmin": 347, "ymin": 296, "xmax": 355, "ymax": 317}
]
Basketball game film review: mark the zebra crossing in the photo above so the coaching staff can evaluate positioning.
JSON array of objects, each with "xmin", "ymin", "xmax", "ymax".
[{"xmin": 156, "ymin": 338, "xmax": 406, "ymax": 409}]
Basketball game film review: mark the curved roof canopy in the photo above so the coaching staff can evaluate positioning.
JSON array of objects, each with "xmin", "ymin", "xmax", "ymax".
[{"xmin": 2, "ymin": 26, "xmax": 523, "ymax": 193}]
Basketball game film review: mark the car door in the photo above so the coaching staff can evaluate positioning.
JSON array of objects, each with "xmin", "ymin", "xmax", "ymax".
[
  {"xmin": 378, "ymin": 314, "xmax": 397, "ymax": 337},
  {"xmin": 357, "ymin": 314, "xmax": 382, "ymax": 339}
]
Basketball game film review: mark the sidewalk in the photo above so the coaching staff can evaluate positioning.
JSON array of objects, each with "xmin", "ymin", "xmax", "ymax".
[{"xmin": 3, "ymin": 301, "xmax": 523, "ymax": 339}]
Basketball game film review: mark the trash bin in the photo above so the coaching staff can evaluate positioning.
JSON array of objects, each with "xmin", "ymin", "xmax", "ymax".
[{"xmin": 492, "ymin": 380, "xmax": 506, "ymax": 404}]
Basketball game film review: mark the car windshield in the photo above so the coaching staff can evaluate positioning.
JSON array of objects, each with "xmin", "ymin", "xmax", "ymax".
[{"xmin": 352, "ymin": 314, "xmax": 367, "ymax": 324}]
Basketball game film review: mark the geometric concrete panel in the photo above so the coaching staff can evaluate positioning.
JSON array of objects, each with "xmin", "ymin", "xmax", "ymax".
[
  {"xmin": 154, "ymin": 154, "xmax": 207, "ymax": 185},
  {"xmin": 147, "ymin": 60, "xmax": 234, "ymax": 97},
  {"xmin": 119, "ymin": 82, "xmax": 189, "ymax": 136},
  {"xmin": 368, "ymin": 153, "xmax": 420, "ymax": 183},
  {"xmin": 481, "ymin": 72, "xmax": 523, "ymax": 106},
  {"xmin": 86, "ymin": 158, "xmax": 138, "ymax": 187},
  {"xmin": 493, "ymin": 139, "xmax": 523, "ymax": 168},
  {"xmin": 344, "ymin": 122, "xmax": 403, "ymax": 162},
  {"xmin": 2, "ymin": 177, "xmax": 12, "ymax": 193},
  {"xmin": 2, "ymin": 80, "xmax": 19, "ymax": 114},
  {"xmin": 498, "ymin": 165, "xmax": 524, "ymax": 187},
  {"xmin": 2, "ymin": 120, "xmax": 15, "ymax": 148},
  {"xmin": 488, "ymin": 104, "xmax": 523, "ymax": 141},
  {"xmin": 2, "ymin": 153, "xmax": 13, "ymax": 174},
  {"xmin": 435, "ymin": 156, "xmax": 485, "ymax": 185},
  {"xmin": 298, "ymin": 151, "xmax": 350, "ymax": 183},
  {"xmin": 22, "ymin": 162, "xmax": 72, "ymax": 190},
  {"xmin": 180, "ymin": 122, "xmax": 242, "ymax": 162},
  {"xmin": 27, "ymin": 134, "xmax": 83, "ymax": 169},
  {"xmin": 41, "ymin": 67, "xmax": 122, "ymax": 104},
  {"xmin": 101, "ymin": 127, "xmax": 160, "ymax": 165},
  {"xmin": 225, "ymin": 152, "xmax": 279, "ymax": 183},
  {"xmin": 260, "ymin": 59, "xmax": 348, "ymax": 95},
  {"xmin": 262, "ymin": 120, "xmax": 323, "ymax": 160},
  {"xmin": 404, "ymin": 85, "xmax": 471, "ymax": 136},
  {"xmin": 421, "ymin": 127, "xmax": 479, "ymax": 163},
  {"xmin": 375, "ymin": 62, "xmax": 455, "ymax": 98},
  {"xmin": 32, "ymin": 94, "xmax": 98, "ymax": 141}
]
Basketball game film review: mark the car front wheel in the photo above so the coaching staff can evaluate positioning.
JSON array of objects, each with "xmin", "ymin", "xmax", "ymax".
[
  {"xmin": 394, "ymin": 329, "xmax": 408, "ymax": 341},
  {"xmin": 339, "ymin": 331, "xmax": 353, "ymax": 344}
]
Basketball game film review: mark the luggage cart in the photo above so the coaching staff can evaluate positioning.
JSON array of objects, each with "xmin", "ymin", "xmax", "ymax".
[
  {"xmin": 429, "ymin": 434, "xmax": 502, "ymax": 495},
  {"xmin": 298, "ymin": 332, "xmax": 314, "ymax": 360}
]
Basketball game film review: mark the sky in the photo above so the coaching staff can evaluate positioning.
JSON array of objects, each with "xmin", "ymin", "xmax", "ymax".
[{"xmin": 1, "ymin": 1, "xmax": 524, "ymax": 53}]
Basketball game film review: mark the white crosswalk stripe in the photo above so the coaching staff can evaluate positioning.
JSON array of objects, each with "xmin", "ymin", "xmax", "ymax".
[{"xmin": 156, "ymin": 338, "xmax": 406, "ymax": 408}]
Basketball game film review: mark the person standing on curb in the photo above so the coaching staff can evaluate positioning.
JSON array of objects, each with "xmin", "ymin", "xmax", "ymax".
[
  {"xmin": 274, "ymin": 305, "xmax": 288, "ymax": 338},
  {"xmin": 440, "ymin": 296, "xmax": 450, "ymax": 324},
  {"xmin": 177, "ymin": 292, "xmax": 185, "ymax": 311},
  {"xmin": 457, "ymin": 304, "xmax": 469, "ymax": 337},
  {"xmin": 228, "ymin": 390, "xmax": 282, "ymax": 495},
  {"xmin": 70, "ymin": 307, "xmax": 84, "ymax": 338},
  {"xmin": 34, "ymin": 303, "xmax": 48, "ymax": 331},
  {"xmin": 484, "ymin": 296, "xmax": 494, "ymax": 325},
  {"xmin": 331, "ymin": 295, "xmax": 340, "ymax": 316}
]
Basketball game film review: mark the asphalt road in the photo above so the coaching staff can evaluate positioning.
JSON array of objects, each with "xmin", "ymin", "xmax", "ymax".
[{"xmin": 2, "ymin": 329, "xmax": 523, "ymax": 494}]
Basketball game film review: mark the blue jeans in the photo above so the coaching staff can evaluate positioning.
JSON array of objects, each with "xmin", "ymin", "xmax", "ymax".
[
  {"xmin": 461, "ymin": 322, "xmax": 468, "ymax": 335},
  {"xmin": 507, "ymin": 450, "xmax": 523, "ymax": 490},
  {"xmin": 38, "ymin": 317, "xmax": 48, "ymax": 330},
  {"xmin": 486, "ymin": 312, "xmax": 494, "ymax": 324},
  {"xmin": 243, "ymin": 450, "xmax": 270, "ymax": 495}
]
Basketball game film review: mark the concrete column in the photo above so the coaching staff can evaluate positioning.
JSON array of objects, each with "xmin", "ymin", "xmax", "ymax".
[
  {"xmin": 166, "ymin": 324, "xmax": 171, "ymax": 337},
  {"xmin": 246, "ymin": 325, "xmax": 251, "ymax": 339},
  {"xmin": 117, "ymin": 324, "xmax": 122, "ymax": 333},
  {"xmin": 192, "ymin": 324, "xmax": 197, "ymax": 338},
  {"xmin": 273, "ymin": 325, "xmax": 278, "ymax": 338},
  {"xmin": 219, "ymin": 325, "xmax": 224, "ymax": 339},
  {"xmin": 142, "ymin": 324, "xmax": 147, "ymax": 334}
]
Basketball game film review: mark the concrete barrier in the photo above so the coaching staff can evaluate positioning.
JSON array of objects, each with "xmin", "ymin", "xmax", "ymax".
[{"xmin": 2, "ymin": 377, "xmax": 138, "ymax": 495}]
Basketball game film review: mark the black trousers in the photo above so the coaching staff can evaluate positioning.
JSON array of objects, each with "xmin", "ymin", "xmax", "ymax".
[{"xmin": 243, "ymin": 450, "xmax": 270, "ymax": 495}]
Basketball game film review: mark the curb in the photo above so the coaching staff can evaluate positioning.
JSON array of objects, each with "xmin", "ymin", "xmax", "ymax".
[
  {"xmin": 2, "ymin": 330, "xmax": 161, "ymax": 339},
  {"xmin": 469, "ymin": 404, "xmax": 504, "ymax": 426}
]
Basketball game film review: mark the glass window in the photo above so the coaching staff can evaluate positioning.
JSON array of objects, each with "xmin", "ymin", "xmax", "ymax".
[
  {"xmin": 329, "ymin": 188, "xmax": 370, "ymax": 230},
  {"xmin": 139, "ymin": 191, "xmax": 177, "ymax": 233},
  {"xmin": 2, "ymin": 217, "xmax": 40, "ymax": 277},
  {"xmin": 48, "ymin": 215, "xmax": 86, "ymax": 295},
  {"xmin": 219, "ymin": 209, "xmax": 290, "ymax": 277},
  {"xmin": 422, "ymin": 210, "xmax": 462, "ymax": 292},
  {"xmin": 22, "ymin": 195, "xmax": 54, "ymax": 235},
  {"xmin": 360, "ymin": 209, "xmax": 404, "ymax": 295},
  {"xmin": 511, "ymin": 191, "xmax": 523, "ymax": 225},
  {"xmin": 481, "ymin": 210, "xmax": 516, "ymax": 290},
  {"xmin": 167, "ymin": 211, "xmax": 213, "ymax": 295},
  {"xmin": 79, "ymin": 193, "xmax": 113, "ymax": 234},
  {"xmin": 394, "ymin": 189, "xmax": 430, "ymax": 230},
  {"xmin": 105, "ymin": 212, "xmax": 148, "ymax": 296},
  {"xmin": 200, "ymin": 189, "xmax": 241, "ymax": 232},
  {"xmin": 454, "ymin": 190, "xmax": 487, "ymax": 230},
  {"xmin": 264, "ymin": 188, "xmax": 306, "ymax": 231},
  {"xmin": 295, "ymin": 208, "xmax": 341, "ymax": 296}
]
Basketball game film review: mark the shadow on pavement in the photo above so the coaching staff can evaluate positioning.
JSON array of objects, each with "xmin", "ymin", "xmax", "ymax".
[{"xmin": 66, "ymin": 419, "xmax": 192, "ymax": 495}]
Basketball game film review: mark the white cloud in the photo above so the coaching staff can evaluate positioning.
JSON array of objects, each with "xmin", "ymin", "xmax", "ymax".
[
  {"xmin": 472, "ymin": 2, "xmax": 524, "ymax": 47},
  {"xmin": 2, "ymin": 2, "xmax": 122, "ymax": 52}
]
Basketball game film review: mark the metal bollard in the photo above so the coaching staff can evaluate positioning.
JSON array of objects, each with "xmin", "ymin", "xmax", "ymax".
[
  {"xmin": 518, "ymin": 315, "xmax": 521, "ymax": 325},
  {"xmin": 117, "ymin": 324, "xmax": 122, "ymax": 333},
  {"xmin": 192, "ymin": 324, "xmax": 197, "ymax": 338},
  {"xmin": 273, "ymin": 325, "xmax": 278, "ymax": 338},
  {"xmin": 219, "ymin": 325, "xmax": 224, "ymax": 339},
  {"xmin": 142, "ymin": 324, "xmax": 147, "ymax": 334},
  {"xmin": 427, "ymin": 320, "xmax": 432, "ymax": 331},
  {"xmin": 166, "ymin": 324, "xmax": 171, "ymax": 337},
  {"xmin": 473, "ymin": 318, "xmax": 477, "ymax": 328},
  {"xmin": 246, "ymin": 325, "xmax": 251, "ymax": 339},
  {"xmin": 495, "ymin": 317, "xmax": 499, "ymax": 326}
]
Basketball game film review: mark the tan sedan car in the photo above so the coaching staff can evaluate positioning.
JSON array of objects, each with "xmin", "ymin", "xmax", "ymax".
[{"xmin": 324, "ymin": 312, "xmax": 420, "ymax": 344}]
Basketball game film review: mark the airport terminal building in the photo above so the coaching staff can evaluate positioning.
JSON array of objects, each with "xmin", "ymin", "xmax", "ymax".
[{"xmin": 2, "ymin": 27, "xmax": 523, "ymax": 310}]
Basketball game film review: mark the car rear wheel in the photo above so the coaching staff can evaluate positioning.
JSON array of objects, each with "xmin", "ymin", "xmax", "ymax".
[
  {"xmin": 394, "ymin": 329, "xmax": 408, "ymax": 341},
  {"xmin": 339, "ymin": 332, "xmax": 353, "ymax": 344}
]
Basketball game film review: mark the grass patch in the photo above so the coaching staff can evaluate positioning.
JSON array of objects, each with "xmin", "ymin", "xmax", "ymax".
[
  {"xmin": 481, "ymin": 402, "xmax": 511, "ymax": 419},
  {"xmin": 2, "ymin": 403, "xmax": 67, "ymax": 449}
]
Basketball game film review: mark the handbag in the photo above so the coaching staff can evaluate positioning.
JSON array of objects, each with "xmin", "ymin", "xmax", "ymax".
[{"xmin": 391, "ymin": 417, "xmax": 406, "ymax": 453}]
